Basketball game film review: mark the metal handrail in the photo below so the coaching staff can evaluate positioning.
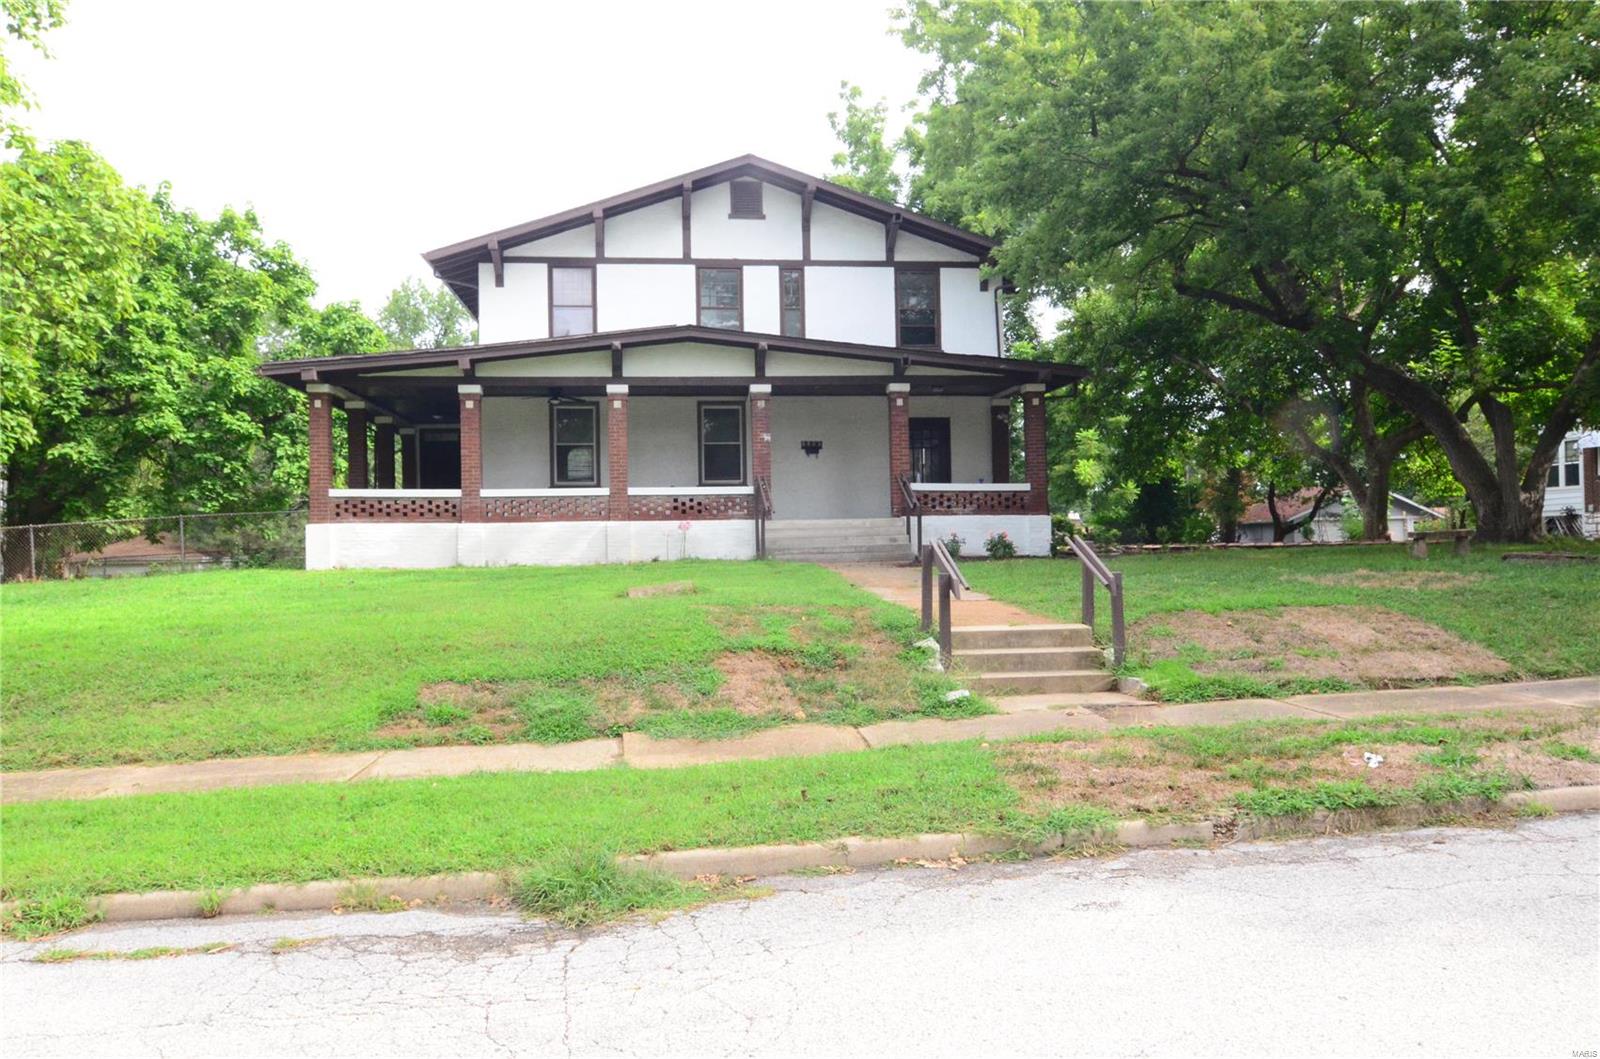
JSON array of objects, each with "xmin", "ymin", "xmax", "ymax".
[
  {"xmin": 919, "ymin": 538, "xmax": 968, "ymax": 667},
  {"xmin": 754, "ymin": 476, "xmax": 773, "ymax": 559},
  {"xmin": 1068, "ymin": 534, "xmax": 1126, "ymax": 667},
  {"xmin": 898, "ymin": 473, "xmax": 924, "ymax": 553}
]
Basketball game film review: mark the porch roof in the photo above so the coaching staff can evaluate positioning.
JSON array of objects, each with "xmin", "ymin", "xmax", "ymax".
[{"xmin": 257, "ymin": 325, "xmax": 1086, "ymax": 427}]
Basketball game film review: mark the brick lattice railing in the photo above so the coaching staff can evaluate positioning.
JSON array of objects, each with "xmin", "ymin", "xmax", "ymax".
[
  {"xmin": 911, "ymin": 489, "xmax": 1032, "ymax": 514},
  {"xmin": 483, "ymin": 494, "xmax": 610, "ymax": 521},
  {"xmin": 629, "ymin": 493, "xmax": 753, "ymax": 520},
  {"xmin": 331, "ymin": 496, "xmax": 460, "ymax": 521}
]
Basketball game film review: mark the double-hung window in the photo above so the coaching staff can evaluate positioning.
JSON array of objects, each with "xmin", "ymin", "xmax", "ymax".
[
  {"xmin": 698, "ymin": 403, "xmax": 745, "ymax": 485},
  {"xmin": 1547, "ymin": 438, "xmax": 1581, "ymax": 488},
  {"xmin": 698, "ymin": 267, "xmax": 742, "ymax": 329},
  {"xmin": 780, "ymin": 268, "xmax": 804, "ymax": 337},
  {"xmin": 550, "ymin": 266, "xmax": 594, "ymax": 336},
  {"xmin": 895, "ymin": 269, "xmax": 939, "ymax": 347},
  {"xmin": 551, "ymin": 403, "xmax": 598, "ymax": 486}
]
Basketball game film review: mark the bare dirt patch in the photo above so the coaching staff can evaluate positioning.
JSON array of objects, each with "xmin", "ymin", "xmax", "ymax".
[
  {"xmin": 712, "ymin": 652, "xmax": 805, "ymax": 719},
  {"xmin": 1294, "ymin": 568, "xmax": 1484, "ymax": 591},
  {"xmin": 376, "ymin": 681, "xmax": 527, "ymax": 741},
  {"xmin": 1139, "ymin": 605, "xmax": 1509, "ymax": 683}
]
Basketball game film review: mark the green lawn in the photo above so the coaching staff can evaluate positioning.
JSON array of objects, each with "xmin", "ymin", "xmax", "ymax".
[
  {"xmin": 966, "ymin": 546, "xmax": 1600, "ymax": 701},
  {"xmin": 1, "ymin": 562, "xmax": 978, "ymax": 771}
]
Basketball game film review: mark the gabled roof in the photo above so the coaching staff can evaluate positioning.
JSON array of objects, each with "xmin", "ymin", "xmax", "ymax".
[
  {"xmin": 1239, "ymin": 490, "xmax": 1444, "ymax": 525},
  {"xmin": 422, "ymin": 154, "xmax": 1000, "ymax": 316}
]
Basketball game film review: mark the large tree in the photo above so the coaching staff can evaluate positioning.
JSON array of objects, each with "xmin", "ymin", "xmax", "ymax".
[
  {"xmin": 899, "ymin": 0, "xmax": 1600, "ymax": 539},
  {"xmin": 376, "ymin": 277, "xmax": 476, "ymax": 350}
]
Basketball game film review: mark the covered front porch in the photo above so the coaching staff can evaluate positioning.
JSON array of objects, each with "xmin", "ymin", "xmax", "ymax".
[{"xmin": 271, "ymin": 327, "xmax": 1079, "ymax": 567}]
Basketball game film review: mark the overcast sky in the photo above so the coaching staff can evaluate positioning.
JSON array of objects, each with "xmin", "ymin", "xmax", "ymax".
[{"xmin": 12, "ymin": 0, "xmax": 930, "ymax": 312}]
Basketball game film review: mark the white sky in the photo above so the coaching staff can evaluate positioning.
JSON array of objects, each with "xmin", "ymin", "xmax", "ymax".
[{"xmin": 11, "ymin": 0, "xmax": 930, "ymax": 313}]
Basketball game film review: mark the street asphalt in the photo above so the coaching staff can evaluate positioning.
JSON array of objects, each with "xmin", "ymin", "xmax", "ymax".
[{"xmin": 3, "ymin": 816, "xmax": 1596, "ymax": 1057}]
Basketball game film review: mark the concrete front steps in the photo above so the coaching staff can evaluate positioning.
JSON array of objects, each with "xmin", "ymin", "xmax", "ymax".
[
  {"xmin": 765, "ymin": 518, "xmax": 912, "ymax": 563},
  {"xmin": 952, "ymin": 623, "xmax": 1116, "ymax": 695}
]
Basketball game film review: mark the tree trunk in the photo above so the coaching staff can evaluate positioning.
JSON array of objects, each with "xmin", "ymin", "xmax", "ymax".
[
  {"xmin": 1265, "ymin": 482, "xmax": 1292, "ymax": 542},
  {"xmin": 1216, "ymin": 465, "xmax": 1242, "ymax": 543},
  {"xmin": 1360, "ymin": 458, "xmax": 1392, "ymax": 541}
]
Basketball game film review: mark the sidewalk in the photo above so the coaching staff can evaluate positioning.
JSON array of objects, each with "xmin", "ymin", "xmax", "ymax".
[{"xmin": 3, "ymin": 676, "xmax": 1593, "ymax": 805}]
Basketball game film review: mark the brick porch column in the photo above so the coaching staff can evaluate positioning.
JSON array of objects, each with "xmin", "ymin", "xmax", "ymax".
[
  {"xmin": 306, "ymin": 383, "xmax": 333, "ymax": 523},
  {"xmin": 1585, "ymin": 445, "xmax": 1599, "ymax": 515},
  {"xmin": 887, "ymin": 382, "xmax": 911, "ymax": 515},
  {"xmin": 750, "ymin": 384, "xmax": 772, "ymax": 511},
  {"xmin": 344, "ymin": 401, "xmax": 368, "ymax": 489},
  {"xmin": 399, "ymin": 428, "xmax": 418, "ymax": 488},
  {"xmin": 373, "ymin": 416, "xmax": 396, "ymax": 489},
  {"xmin": 990, "ymin": 397, "xmax": 1013, "ymax": 484},
  {"xmin": 458, "ymin": 385, "xmax": 483, "ymax": 521},
  {"xmin": 607, "ymin": 384, "xmax": 629, "ymax": 519},
  {"xmin": 1022, "ymin": 383, "xmax": 1048, "ymax": 514}
]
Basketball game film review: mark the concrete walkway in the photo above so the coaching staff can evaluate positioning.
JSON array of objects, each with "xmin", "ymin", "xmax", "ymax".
[{"xmin": 3, "ymin": 676, "xmax": 1593, "ymax": 805}]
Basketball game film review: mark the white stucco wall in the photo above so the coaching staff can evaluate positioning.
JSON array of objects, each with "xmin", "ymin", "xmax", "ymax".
[
  {"xmin": 804, "ymin": 267, "xmax": 896, "ymax": 346},
  {"xmin": 938, "ymin": 269, "xmax": 999, "ymax": 357},
  {"xmin": 896, "ymin": 231, "xmax": 980, "ymax": 262},
  {"xmin": 505, "ymin": 224, "xmax": 595, "ymax": 257},
  {"xmin": 908, "ymin": 396, "xmax": 995, "ymax": 482},
  {"xmin": 477, "ymin": 262, "xmax": 549, "ymax": 343},
  {"xmin": 765, "ymin": 351, "xmax": 892, "ymax": 376},
  {"xmin": 475, "ymin": 350, "xmax": 612, "ymax": 378},
  {"xmin": 628, "ymin": 396, "xmax": 712, "ymax": 488},
  {"xmin": 690, "ymin": 181, "xmax": 803, "ymax": 259},
  {"xmin": 770, "ymin": 396, "xmax": 891, "ymax": 518},
  {"xmin": 481, "ymin": 395, "xmax": 609, "ymax": 488},
  {"xmin": 743, "ymin": 265, "xmax": 781, "ymax": 334},
  {"xmin": 810, "ymin": 202, "xmax": 884, "ymax": 260},
  {"xmin": 596, "ymin": 264, "xmax": 696, "ymax": 331},
  {"xmin": 623, "ymin": 342, "xmax": 754, "ymax": 377},
  {"xmin": 604, "ymin": 200, "xmax": 682, "ymax": 258},
  {"xmin": 922, "ymin": 515, "xmax": 1050, "ymax": 557}
]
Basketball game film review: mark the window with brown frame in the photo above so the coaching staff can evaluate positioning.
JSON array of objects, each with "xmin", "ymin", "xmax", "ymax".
[
  {"xmin": 550, "ymin": 266, "xmax": 594, "ymax": 337},
  {"xmin": 728, "ymin": 180, "xmax": 764, "ymax": 219},
  {"xmin": 550, "ymin": 402, "xmax": 598, "ymax": 485},
  {"xmin": 699, "ymin": 402, "xmax": 745, "ymax": 485},
  {"xmin": 780, "ymin": 268, "xmax": 804, "ymax": 337},
  {"xmin": 895, "ymin": 269, "xmax": 939, "ymax": 347},
  {"xmin": 698, "ymin": 267, "xmax": 742, "ymax": 330}
]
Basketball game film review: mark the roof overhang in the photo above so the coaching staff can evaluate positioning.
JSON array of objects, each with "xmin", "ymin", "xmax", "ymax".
[
  {"xmin": 421, "ymin": 154, "xmax": 1001, "ymax": 318},
  {"xmin": 258, "ymin": 326, "xmax": 1084, "ymax": 425}
]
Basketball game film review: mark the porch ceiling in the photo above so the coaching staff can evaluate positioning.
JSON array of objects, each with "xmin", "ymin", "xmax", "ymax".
[{"xmin": 258, "ymin": 325, "xmax": 1086, "ymax": 426}]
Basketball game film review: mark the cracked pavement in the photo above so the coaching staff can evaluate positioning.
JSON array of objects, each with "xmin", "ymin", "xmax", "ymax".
[{"xmin": 4, "ymin": 816, "xmax": 1596, "ymax": 1057}]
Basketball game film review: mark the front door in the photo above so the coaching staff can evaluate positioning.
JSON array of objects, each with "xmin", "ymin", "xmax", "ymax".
[{"xmin": 909, "ymin": 417, "xmax": 952, "ymax": 483}]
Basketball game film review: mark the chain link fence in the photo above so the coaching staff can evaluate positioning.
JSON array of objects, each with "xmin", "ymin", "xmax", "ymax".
[{"xmin": 1, "ymin": 508, "xmax": 307, "ymax": 582}]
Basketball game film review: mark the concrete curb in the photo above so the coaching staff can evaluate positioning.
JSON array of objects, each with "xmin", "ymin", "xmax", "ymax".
[{"xmin": 7, "ymin": 788, "xmax": 1595, "ymax": 929}]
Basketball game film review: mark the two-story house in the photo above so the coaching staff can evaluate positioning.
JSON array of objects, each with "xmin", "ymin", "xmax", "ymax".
[{"xmin": 260, "ymin": 156, "xmax": 1084, "ymax": 568}]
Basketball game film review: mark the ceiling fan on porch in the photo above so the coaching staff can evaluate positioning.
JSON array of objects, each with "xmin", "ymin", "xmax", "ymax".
[{"xmin": 546, "ymin": 389, "xmax": 588, "ymax": 407}]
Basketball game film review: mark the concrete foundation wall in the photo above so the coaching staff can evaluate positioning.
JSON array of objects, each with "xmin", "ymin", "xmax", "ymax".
[
  {"xmin": 306, "ymin": 520, "xmax": 757, "ymax": 569},
  {"xmin": 920, "ymin": 515, "xmax": 1051, "ymax": 557}
]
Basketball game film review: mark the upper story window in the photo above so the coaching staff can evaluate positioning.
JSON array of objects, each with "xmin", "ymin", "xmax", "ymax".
[
  {"xmin": 780, "ymin": 268, "xmax": 804, "ymax": 337},
  {"xmin": 550, "ymin": 266, "xmax": 594, "ymax": 337},
  {"xmin": 551, "ymin": 403, "xmax": 598, "ymax": 485},
  {"xmin": 698, "ymin": 267, "xmax": 742, "ymax": 330},
  {"xmin": 1547, "ymin": 438, "xmax": 1581, "ymax": 487},
  {"xmin": 895, "ymin": 269, "xmax": 939, "ymax": 347},
  {"xmin": 728, "ymin": 180, "xmax": 764, "ymax": 219}
]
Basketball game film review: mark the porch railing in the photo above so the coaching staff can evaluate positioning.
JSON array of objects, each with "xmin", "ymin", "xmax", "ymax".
[
  {"xmin": 1068, "ymin": 534, "xmax": 1126, "ymax": 667},
  {"xmin": 918, "ymin": 537, "xmax": 969, "ymax": 668},
  {"xmin": 754, "ymin": 476, "xmax": 773, "ymax": 558},
  {"xmin": 898, "ymin": 474, "xmax": 924, "ymax": 553}
]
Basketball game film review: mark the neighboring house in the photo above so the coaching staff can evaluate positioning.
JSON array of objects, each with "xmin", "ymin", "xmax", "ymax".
[
  {"xmin": 1237, "ymin": 490, "xmax": 1444, "ymax": 544},
  {"xmin": 64, "ymin": 534, "xmax": 228, "ymax": 578},
  {"xmin": 260, "ymin": 155, "xmax": 1082, "ymax": 569},
  {"xmin": 1541, "ymin": 428, "xmax": 1600, "ymax": 538}
]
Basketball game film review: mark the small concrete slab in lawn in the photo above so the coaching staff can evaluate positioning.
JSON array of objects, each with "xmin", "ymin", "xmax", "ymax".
[
  {"xmin": 621, "ymin": 724, "xmax": 866, "ymax": 768},
  {"xmin": 358, "ymin": 738, "xmax": 622, "ymax": 780},
  {"xmin": 858, "ymin": 709, "xmax": 1109, "ymax": 748},
  {"xmin": 1099, "ymin": 698, "xmax": 1327, "ymax": 729},
  {"xmin": 626, "ymin": 580, "xmax": 695, "ymax": 598}
]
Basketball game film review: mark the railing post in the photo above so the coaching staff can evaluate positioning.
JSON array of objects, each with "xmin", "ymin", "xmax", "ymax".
[
  {"xmin": 938, "ymin": 572, "xmax": 954, "ymax": 668},
  {"xmin": 1110, "ymin": 571, "xmax": 1126, "ymax": 668},
  {"xmin": 920, "ymin": 544, "xmax": 934, "ymax": 631},
  {"xmin": 179, "ymin": 514, "xmax": 187, "ymax": 570},
  {"xmin": 1080, "ymin": 556, "xmax": 1095, "ymax": 629},
  {"xmin": 28, "ymin": 524, "xmax": 37, "ymax": 580}
]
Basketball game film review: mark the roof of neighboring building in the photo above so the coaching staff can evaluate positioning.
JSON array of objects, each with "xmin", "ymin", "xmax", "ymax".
[
  {"xmin": 65, "ymin": 533, "xmax": 222, "ymax": 564},
  {"xmin": 1239, "ymin": 489, "xmax": 1444, "ymax": 526},
  {"xmin": 422, "ymin": 154, "xmax": 1001, "ymax": 316}
]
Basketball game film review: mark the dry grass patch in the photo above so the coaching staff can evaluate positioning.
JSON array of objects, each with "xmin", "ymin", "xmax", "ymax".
[{"xmin": 1295, "ymin": 568, "xmax": 1484, "ymax": 591}]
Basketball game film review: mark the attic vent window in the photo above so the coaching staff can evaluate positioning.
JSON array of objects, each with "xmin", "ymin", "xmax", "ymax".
[{"xmin": 728, "ymin": 180, "xmax": 764, "ymax": 219}]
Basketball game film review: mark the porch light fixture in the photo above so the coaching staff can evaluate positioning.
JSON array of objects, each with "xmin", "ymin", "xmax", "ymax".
[{"xmin": 801, "ymin": 440, "xmax": 823, "ymax": 457}]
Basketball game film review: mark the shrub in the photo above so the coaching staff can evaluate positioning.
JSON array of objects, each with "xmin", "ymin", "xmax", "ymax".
[
  {"xmin": 984, "ymin": 531, "xmax": 1016, "ymax": 559},
  {"xmin": 942, "ymin": 532, "xmax": 963, "ymax": 557}
]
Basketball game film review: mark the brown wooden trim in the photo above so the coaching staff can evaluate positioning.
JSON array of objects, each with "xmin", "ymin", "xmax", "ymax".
[
  {"xmin": 489, "ymin": 239, "xmax": 504, "ymax": 288},
  {"xmin": 696, "ymin": 265, "xmax": 743, "ymax": 331},
  {"xmin": 500, "ymin": 255, "xmax": 969, "ymax": 268},
  {"xmin": 754, "ymin": 342, "xmax": 768, "ymax": 378},
  {"xmin": 681, "ymin": 181, "xmax": 692, "ymax": 258},
  {"xmin": 610, "ymin": 341, "xmax": 624, "ymax": 379},
  {"xmin": 549, "ymin": 400, "xmax": 600, "ymax": 486},
  {"xmin": 801, "ymin": 184, "xmax": 815, "ymax": 261},
  {"xmin": 696, "ymin": 400, "xmax": 747, "ymax": 486},
  {"xmin": 886, "ymin": 214, "xmax": 901, "ymax": 262},
  {"xmin": 895, "ymin": 266, "xmax": 942, "ymax": 350},
  {"xmin": 592, "ymin": 208, "xmax": 605, "ymax": 258},
  {"xmin": 547, "ymin": 264, "xmax": 596, "ymax": 339}
]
